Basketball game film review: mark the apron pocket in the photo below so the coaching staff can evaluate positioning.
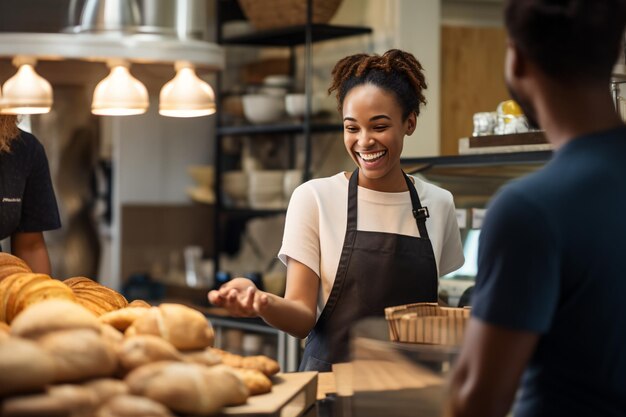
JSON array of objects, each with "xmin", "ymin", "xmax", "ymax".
[{"xmin": 300, "ymin": 355, "xmax": 332, "ymax": 372}]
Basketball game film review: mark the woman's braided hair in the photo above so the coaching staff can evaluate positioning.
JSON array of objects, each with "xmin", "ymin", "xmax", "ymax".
[
  {"xmin": 0, "ymin": 115, "xmax": 19, "ymax": 153},
  {"xmin": 328, "ymin": 49, "xmax": 427, "ymax": 120}
]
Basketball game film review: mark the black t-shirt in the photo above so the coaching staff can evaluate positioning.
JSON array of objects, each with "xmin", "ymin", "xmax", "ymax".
[
  {"xmin": 472, "ymin": 126, "xmax": 626, "ymax": 417},
  {"xmin": 0, "ymin": 130, "xmax": 61, "ymax": 245}
]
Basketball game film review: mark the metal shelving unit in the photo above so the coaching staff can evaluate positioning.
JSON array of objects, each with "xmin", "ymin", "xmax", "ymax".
[{"xmin": 211, "ymin": 0, "xmax": 372, "ymax": 372}]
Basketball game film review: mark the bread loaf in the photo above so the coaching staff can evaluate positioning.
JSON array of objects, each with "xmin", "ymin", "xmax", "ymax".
[
  {"xmin": 47, "ymin": 384, "xmax": 100, "ymax": 415},
  {"xmin": 94, "ymin": 394, "xmax": 174, "ymax": 417},
  {"xmin": 125, "ymin": 304, "xmax": 214, "ymax": 351},
  {"xmin": 0, "ymin": 337, "xmax": 56, "ymax": 397},
  {"xmin": 0, "ymin": 393, "xmax": 71, "ymax": 417},
  {"xmin": 38, "ymin": 329, "xmax": 118, "ymax": 383},
  {"xmin": 11, "ymin": 300, "xmax": 100, "ymax": 339},
  {"xmin": 117, "ymin": 335, "xmax": 183, "ymax": 371},
  {"xmin": 126, "ymin": 362, "xmax": 248, "ymax": 415},
  {"xmin": 83, "ymin": 379, "xmax": 129, "ymax": 404}
]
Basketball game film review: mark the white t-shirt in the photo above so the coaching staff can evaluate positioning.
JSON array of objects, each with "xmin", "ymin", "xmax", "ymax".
[{"xmin": 278, "ymin": 172, "xmax": 465, "ymax": 317}]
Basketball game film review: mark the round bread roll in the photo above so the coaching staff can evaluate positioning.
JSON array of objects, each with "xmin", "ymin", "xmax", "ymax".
[
  {"xmin": 101, "ymin": 323, "xmax": 125, "ymax": 347},
  {"xmin": 125, "ymin": 362, "xmax": 248, "ymax": 415},
  {"xmin": 231, "ymin": 367, "xmax": 273, "ymax": 395},
  {"xmin": 125, "ymin": 304, "xmax": 214, "ymax": 351},
  {"xmin": 0, "ymin": 320, "xmax": 10, "ymax": 337},
  {"xmin": 38, "ymin": 328, "xmax": 118, "ymax": 383},
  {"xmin": 11, "ymin": 299, "xmax": 100, "ymax": 339},
  {"xmin": 117, "ymin": 335, "xmax": 183, "ymax": 371},
  {"xmin": 128, "ymin": 299, "xmax": 151, "ymax": 308},
  {"xmin": 94, "ymin": 394, "xmax": 174, "ymax": 417},
  {"xmin": 0, "ymin": 337, "xmax": 56, "ymax": 397},
  {"xmin": 99, "ymin": 307, "xmax": 151, "ymax": 332},
  {"xmin": 183, "ymin": 348, "xmax": 223, "ymax": 367},
  {"xmin": 47, "ymin": 384, "xmax": 99, "ymax": 414}
]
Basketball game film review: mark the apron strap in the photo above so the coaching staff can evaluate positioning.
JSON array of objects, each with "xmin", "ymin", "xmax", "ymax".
[
  {"xmin": 347, "ymin": 169, "xmax": 359, "ymax": 232},
  {"xmin": 403, "ymin": 172, "xmax": 430, "ymax": 239}
]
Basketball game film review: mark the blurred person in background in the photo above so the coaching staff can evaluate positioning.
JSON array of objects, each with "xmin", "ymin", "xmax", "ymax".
[
  {"xmin": 210, "ymin": 49, "xmax": 464, "ymax": 372},
  {"xmin": 0, "ymin": 115, "xmax": 60, "ymax": 273},
  {"xmin": 445, "ymin": 1, "xmax": 626, "ymax": 416}
]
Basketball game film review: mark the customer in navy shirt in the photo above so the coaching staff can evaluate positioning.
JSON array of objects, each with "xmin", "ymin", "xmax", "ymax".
[
  {"xmin": 0, "ymin": 115, "xmax": 60, "ymax": 273},
  {"xmin": 445, "ymin": 1, "xmax": 626, "ymax": 416}
]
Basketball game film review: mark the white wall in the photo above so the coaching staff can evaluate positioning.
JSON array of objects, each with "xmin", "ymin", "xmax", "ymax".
[{"xmin": 104, "ymin": 94, "xmax": 214, "ymax": 288}]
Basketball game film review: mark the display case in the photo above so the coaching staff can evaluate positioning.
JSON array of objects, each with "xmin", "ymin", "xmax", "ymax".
[{"xmin": 402, "ymin": 149, "xmax": 553, "ymax": 306}]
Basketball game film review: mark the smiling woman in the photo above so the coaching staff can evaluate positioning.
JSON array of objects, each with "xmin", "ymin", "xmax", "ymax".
[
  {"xmin": 0, "ymin": 115, "xmax": 61, "ymax": 274},
  {"xmin": 208, "ymin": 49, "xmax": 465, "ymax": 372}
]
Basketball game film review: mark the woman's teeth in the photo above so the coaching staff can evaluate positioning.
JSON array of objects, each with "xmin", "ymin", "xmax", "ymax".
[{"xmin": 359, "ymin": 150, "xmax": 386, "ymax": 161}]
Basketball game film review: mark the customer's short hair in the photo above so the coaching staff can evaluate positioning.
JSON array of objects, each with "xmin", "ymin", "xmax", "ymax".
[{"xmin": 505, "ymin": 0, "xmax": 626, "ymax": 81}]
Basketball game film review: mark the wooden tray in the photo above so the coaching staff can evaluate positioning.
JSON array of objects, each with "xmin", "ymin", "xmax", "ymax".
[{"xmin": 218, "ymin": 371, "xmax": 318, "ymax": 417}]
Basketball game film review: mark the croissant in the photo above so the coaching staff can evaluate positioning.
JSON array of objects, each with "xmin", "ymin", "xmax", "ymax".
[
  {"xmin": 65, "ymin": 277, "xmax": 128, "ymax": 316},
  {"xmin": 0, "ymin": 253, "xmax": 31, "ymax": 282}
]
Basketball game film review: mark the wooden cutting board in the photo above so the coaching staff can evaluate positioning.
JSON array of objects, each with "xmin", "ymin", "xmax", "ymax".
[{"xmin": 218, "ymin": 371, "xmax": 318, "ymax": 417}]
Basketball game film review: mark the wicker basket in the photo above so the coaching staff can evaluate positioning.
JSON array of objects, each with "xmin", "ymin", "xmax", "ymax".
[
  {"xmin": 385, "ymin": 303, "xmax": 471, "ymax": 346},
  {"xmin": 237, "ymin": 0, "xmax": 343, "ymax": 30}
]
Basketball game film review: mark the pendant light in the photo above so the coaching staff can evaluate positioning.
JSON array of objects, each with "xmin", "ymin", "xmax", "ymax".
[
  {"xmin": 159, "ymin": 61, "xmax": 216, "ymax": 118},
  {"xmin": 92, "ymin": 59, "xmax": 149, "ymax": 116},
  {"xmin": 1, "ymin": 56, "xmax": 53, "ymax": 115}
]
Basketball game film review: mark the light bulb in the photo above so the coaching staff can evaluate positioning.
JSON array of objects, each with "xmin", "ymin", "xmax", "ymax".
[
  {"xmin": 1, "ymin": 57, "xmax": 52, "ymax": 115},
  {"xmin": 159, "ymin": 61, "xmax": 216, "ymax": 118},
  {"xmin": 92, "ymin": 61, "xmax": 148, "ymax": 116}
]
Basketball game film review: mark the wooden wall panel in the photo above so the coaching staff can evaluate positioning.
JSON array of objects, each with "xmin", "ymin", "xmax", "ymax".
[{"xmin": 440, "ymin": 26, "xmax": 509, "ymax": 155}]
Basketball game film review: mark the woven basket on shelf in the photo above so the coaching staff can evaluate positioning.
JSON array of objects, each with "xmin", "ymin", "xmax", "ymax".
[
  {"xmin": 237, "ymin": 0, "xmax": 343, "ymax": 30},
  {"xmin": 385, "ymin": 302, "xmax": 471, "ymax": 346}
]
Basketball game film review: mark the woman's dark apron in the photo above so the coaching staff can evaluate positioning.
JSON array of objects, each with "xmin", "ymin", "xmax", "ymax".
[{"xmin": 299, "ymin": 169, "xmax": 438, "ymax": 372}]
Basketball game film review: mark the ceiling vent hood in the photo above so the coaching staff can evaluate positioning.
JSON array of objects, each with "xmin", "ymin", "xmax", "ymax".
[
  {"xmin": 0, "ymin": 0, "xmax": 223, "ymax": 116},
  {"xmin": 0, "ymin": 0, "xmax": 223, "ymax": 70}
]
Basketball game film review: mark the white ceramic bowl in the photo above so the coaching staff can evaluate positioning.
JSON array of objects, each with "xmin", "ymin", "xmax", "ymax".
[
  {"xmin": 242, "ymin": 94, "xmax": 285, "ymax": 124},
  {"xmin": 222, "ymin": 171, "xmax": 248, "ymax": 205},
  {"xmin": 263, "ymin": 75, "xmax": 293, "ymax": 87},
  {"xmin": 283, "ymin": 169, "xmax": 303, "ymax": 200},
  {"xmin": 285, "ymin": 94, "xmax": 321, "ymax": 118},
  {"xmin": 187, "ymin": 165, "xmax": 214, "ymax": 188}
]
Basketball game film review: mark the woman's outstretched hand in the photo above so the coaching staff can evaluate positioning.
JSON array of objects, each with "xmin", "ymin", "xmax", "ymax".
[{"xmin": 207, "ymin": 277, "xmax": 270, "ymax": 317}]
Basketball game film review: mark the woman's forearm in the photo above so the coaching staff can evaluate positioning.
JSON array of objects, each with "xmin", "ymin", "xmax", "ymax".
[{"xmin": 259, "ymin": 293, "xmax": 316, "ymax": 339}]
